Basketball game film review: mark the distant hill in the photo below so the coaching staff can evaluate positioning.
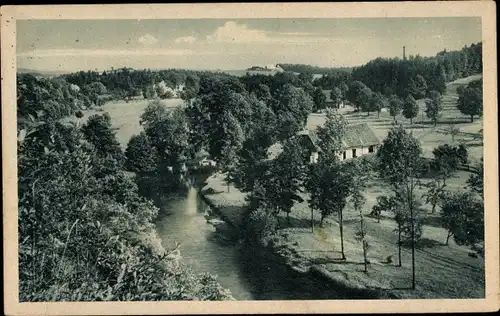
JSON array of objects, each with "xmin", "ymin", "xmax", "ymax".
[
  {"xmin": 277, "ymin": 63, "xmax": 353, "ymax": 75},
  {"xmin": 17, "ymin": 68, "xmax": 69, "ymax": 77}
]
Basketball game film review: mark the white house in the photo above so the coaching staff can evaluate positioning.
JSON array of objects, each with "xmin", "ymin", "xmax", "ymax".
[{"xmin": 297, "ymin": 123, "xmax": 380, "ymax": 164}]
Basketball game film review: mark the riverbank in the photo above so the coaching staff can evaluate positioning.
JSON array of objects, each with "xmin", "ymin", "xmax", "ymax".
[{"xmin": 200, "ymin": 172, "xmax": 485, "ymax": 299}]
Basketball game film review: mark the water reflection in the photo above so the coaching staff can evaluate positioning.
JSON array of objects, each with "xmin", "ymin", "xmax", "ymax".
[{"xmin": 155, "ymin": 185, "xmax": 344, "ymax": 300}]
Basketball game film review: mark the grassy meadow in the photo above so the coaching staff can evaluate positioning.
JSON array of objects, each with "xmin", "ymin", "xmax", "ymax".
[{"xmin": 63, "ymin": 98, "xmax": 185, "ymax": 148}]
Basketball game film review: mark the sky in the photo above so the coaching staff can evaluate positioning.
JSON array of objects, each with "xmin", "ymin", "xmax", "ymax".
[{"xmin": 17, "ymin": 17, "xmax": 482, "ymax": 72}]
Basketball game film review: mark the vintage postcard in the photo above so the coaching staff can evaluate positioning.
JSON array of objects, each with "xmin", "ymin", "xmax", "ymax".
[{"xmin": 1, "ymin": 2, "xmax": 498, "ymax": 315}]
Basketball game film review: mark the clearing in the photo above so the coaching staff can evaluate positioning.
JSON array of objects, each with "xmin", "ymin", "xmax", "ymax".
[{"xmin": 63, "ymin": 98, "xmax": 184, "ymax": 147}]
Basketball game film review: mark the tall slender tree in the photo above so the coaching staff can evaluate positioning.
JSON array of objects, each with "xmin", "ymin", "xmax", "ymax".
[{"xmin": 377, "ymin": 125, "xmax": 422, "ymax": 289}]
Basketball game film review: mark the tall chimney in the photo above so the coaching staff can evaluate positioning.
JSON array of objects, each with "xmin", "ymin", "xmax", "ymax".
[{"xmin": 403, "ymin": 46, "xmax": 406, "ymax": 60}]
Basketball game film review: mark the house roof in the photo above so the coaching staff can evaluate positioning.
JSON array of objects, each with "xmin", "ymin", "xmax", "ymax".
[
  {"xmin": 342, "ymin": 123, "xmax": 380, "ymax": 148},
  {"xmin": 268, "ymin": 124, "xmax": 379, "ymax": 160},
  {"xmin": 298, "ymin": 123, "xmax": 379, "ymax": 151},
  {"xmin": 297, "ymin": 129, "xmax": 322, "ymax": 152}
]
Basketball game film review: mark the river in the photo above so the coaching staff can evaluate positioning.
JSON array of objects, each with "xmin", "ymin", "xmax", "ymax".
[{"xmin": 155, "ymin": 184, "xmax": 345, "ymax": 300}]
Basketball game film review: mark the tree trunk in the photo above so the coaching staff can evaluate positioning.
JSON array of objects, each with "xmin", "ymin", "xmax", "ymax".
[
  {"xmin": 287, "ymin": 212, "xmax": 290, "ymax": 226},
  {"xmin": 446, "ymin": 231, "xmax": 452, "ymax": 245},
  {"xmin": 434, "ymin": 119, "xmax": 437, "ymax": 127},
  {"xmin": 410, "ymin": 180, "xmax": 416, "ymax": 290},
  {"xmin": 431, "ymin": 202, "xmax": 436, "ymax": 213},
  {"xmin": 410, "ymin": 117, "xmax": 413, "ymax": 124},
  {"xmin": 320, "ymin": 215, "xmax": 324, "ymax": 227},
  {"xmin": 470, "ymin": 115, "xmax": 474, "ymax": 123},
  {"xmin": 398, "ymin": 223, "xmax": 402, "ymax": 267},
  {"xmin": 339, "ymin": 211, "xmax": 345, "ymax": 260},
  {"xmin": 311, "ymin": 208, "xmax": 314, "ymax": 233},
  {"xmin": 227, "ymin": 182, "xmax": 230, "ymax": 193},
  {"xmin": 360, "ymin": 211, "xmax": 367, "ymax": 272},
  {"xmin": 367, "ymin": 111, "xmax": 370, "ymax": 116},
  {"xmin": 363, "ymin": 241, "xmax": 368, "ymax": 273},
  {"xmin": 377, "ymin": 111, "xmax": 380, "ymax": 118}
]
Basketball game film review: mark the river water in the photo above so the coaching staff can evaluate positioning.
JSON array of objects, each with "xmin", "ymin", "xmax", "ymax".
[{"xmin": 155, "ymin": 185, "xmax": 343, "ymax": 300}]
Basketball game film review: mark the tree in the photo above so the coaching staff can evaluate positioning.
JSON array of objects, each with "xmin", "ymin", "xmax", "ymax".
[
  {"xmin": 339, "ymin": 82, "xmax": 349, "ymax": 103},
  {"xmin": 388, "ymin": 95, "xmax": 403, "ymax": 123},
  {"xmin": 142, "ymin": 85, "xmax": 157, "ymax": 99},
  {"xmin": 425, "ymin": 90, "xmax": 443, "ymax": 126},
  {"xmin": 81, "ymin": 113, "xmax": 124, "ymax": 165},
  {"xmin": 306, "ymin": 155, "xmax": 353, "ymax": 259},
  {"xmin": 75, "ymin": 110, "xmax": 84, "ymax": 127},
  {"xmin": 433, "ymin": 64, "xmax": 447, "ymax": 95},
  {"xmin": 441, "ymin": 191, "xmax": 484, "ymax": 246},
  {"xmin": 216, "ymin": 111, "xmax": 245, "ymax": 192},
  {"xmin": 402, "ymin": 94, "xmax": 419, "ymax": 124},
  {"xmin": 312, "ymin": 87, "xmax": 327, "ymax": 112},
  {"xmin": 370, "ymin": 92, "xmax": 385, "ymax": 118},
  {"xmin": 371, "ymin": 195, "xmax": 394, "ymax": 223},
  {"xmin": 270, "ymin": 137, "xmax": 306, "ymax": 225},
  {"xmin": 421, "ymin": 177, "xmax": 446, "ymax": 213},
  {"xmin": 431, "ymin": 144, "xmax": 467, "ymax": 184},
  {"xmin": 253, "ymin": 84, "xmax": 272, "ymax": 103},
  {"xmin": 408, "ymin": 74, "xmax": 428, "ymax": 99},
  {"xmin": 316, "ymin": 109, "xmax": 348, "ymax": 156},
  {"xmin": 377, "ymin": 125, "xmax": 422, "ymax": 288},
  {"xmin": 346, "ymin": 81, "xmax": 368, "ymax": 111},
  {"xmin": 371, "ymin": 194, "xmax": 405, "ymax": 266},
  {"xmin": 330, "ymin": 87, "xmax": 343, "ymax": 109},
  {"xmin": 273, "ymin": 84, "xmax": 314, "ymax": 140},
  {"xmin": 457, "ymin": 80, "xmax": 483, "ymax": 122},
  {"xmin": 125, "ymin": 132, "xmax": 158, "ymax": 173},
  {"xmin": 139, "ymin": 99, "xmax": 169, "ymax": 129},
  {"xmin": 348, "ymin": 160, "xmax": 370, "ymax": 272},
  {"xmin": 445, "ymin": 124, "xmax": 461, "ymax": 141},
  {"xmin": 358, "ymin": 86, "xmax": 374, "ymax": 116},
  {"xmin": 467, "ymin": 158, "xmax": 484, "ymax": 197}
]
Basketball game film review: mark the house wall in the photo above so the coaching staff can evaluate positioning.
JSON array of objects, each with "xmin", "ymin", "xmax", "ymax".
[
  {"xmin": 338, "ymin": 145, "xmax": 378, "ymax": 161},
  {"xmin": 310, "ymin": 151, "xmax": 319, "ymax": 164}
]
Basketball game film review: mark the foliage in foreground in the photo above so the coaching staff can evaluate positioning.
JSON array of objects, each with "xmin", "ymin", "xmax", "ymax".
[{"xmin": 18, "ymin": 118, "xmax": 232, "ymax": 302}]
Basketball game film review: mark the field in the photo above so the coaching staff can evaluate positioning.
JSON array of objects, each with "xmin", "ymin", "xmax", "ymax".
[
  {"xmin": 202, "ymin": 74, "xmax": 485, "ymax": 299},
  {"xmin": 63, "ymin": 98, "xmax": 184, "ymax": 147}
]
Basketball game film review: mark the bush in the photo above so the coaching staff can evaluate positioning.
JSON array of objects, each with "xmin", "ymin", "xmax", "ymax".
[{"xmin": 242, "ymin": 207, "xmax": 278, "ymax": 246}]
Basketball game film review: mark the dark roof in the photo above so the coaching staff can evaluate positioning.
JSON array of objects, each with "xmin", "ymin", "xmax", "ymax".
[
  {"xmin": 297, "ymin": 123, "xmax": 379, "ymax": 152},
  {"xmin": 342, "ymin": 123, "xmax": 380, "ymax": 148},
  {"xmin": 297, "ymin": 129, "xmax": 322, "ymax": 152}
]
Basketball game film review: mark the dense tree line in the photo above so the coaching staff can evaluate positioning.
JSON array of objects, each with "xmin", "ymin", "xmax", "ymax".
[
  {"xmin": 277, "ymin": 63, "xmax": 353, "ymax": 75},
  {"xmin": 351, "ymin": 43, "xmax": 482, "ymax": 98},
  {"xmin": 17, "ymin": 73, "xmax": 104, "ymax": 124},
  {"xmin": 63, "ymin": 68, "xmax": 209, "ymax": 101}
]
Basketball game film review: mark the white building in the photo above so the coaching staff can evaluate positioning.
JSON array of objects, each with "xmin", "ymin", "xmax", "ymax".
[{"xmin": 297, "ymin": 123, "xmax": 380, "ymax": 164}]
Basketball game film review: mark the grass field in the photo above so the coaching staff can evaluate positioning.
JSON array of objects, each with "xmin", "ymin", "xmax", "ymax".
[{"xmin": 64, "ymin": 98, "xmax": 184, "ymax": 147}]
